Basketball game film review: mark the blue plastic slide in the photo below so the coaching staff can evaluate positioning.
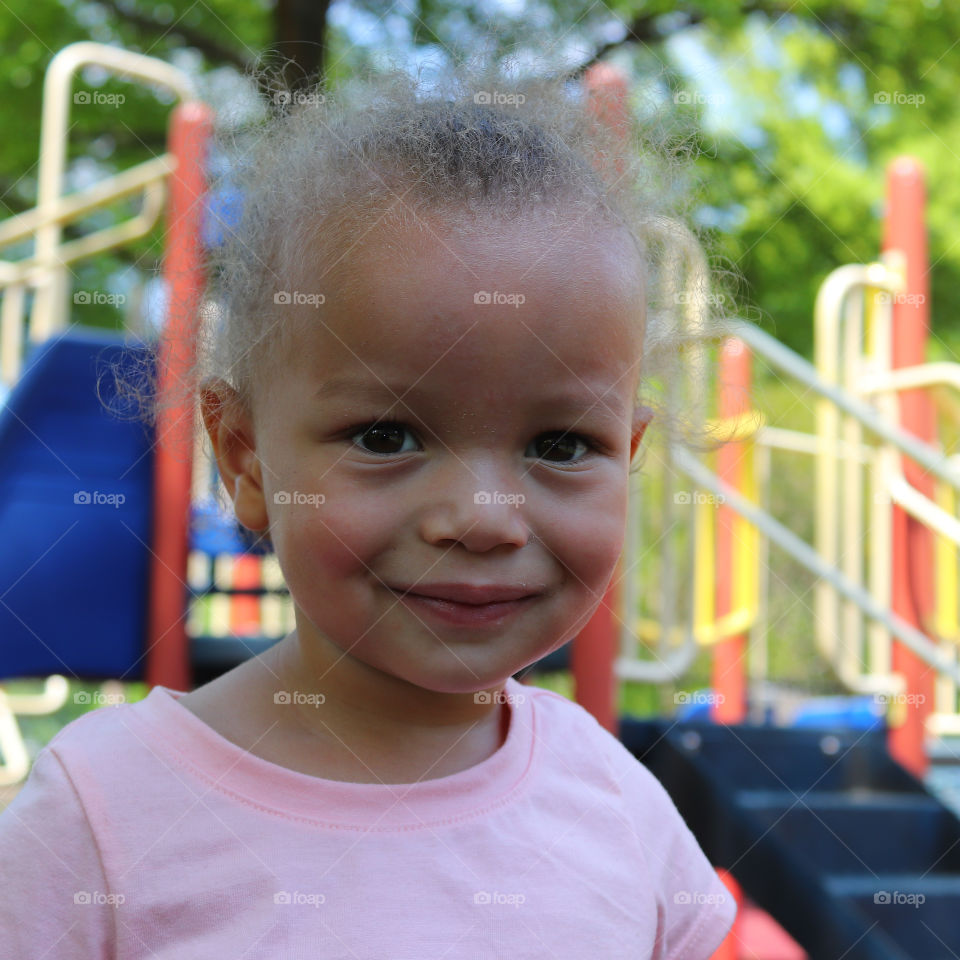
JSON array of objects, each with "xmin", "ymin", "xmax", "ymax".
[{"xmin": 0, "ymin": 329, "xmax": 155, "ymax": 681}]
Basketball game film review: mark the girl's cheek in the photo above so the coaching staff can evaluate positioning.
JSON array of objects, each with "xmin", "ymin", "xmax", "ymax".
[
  {"xmin": 553, "ymin": 487, "xmax": 629, "ymax": 587},
  {"xmin": 281, "ymin": 491, "xmax": 398, "ymax": 579},
  {"xmin": 275, "ymin": 463, "xmax": 628, "ymax": 593}
]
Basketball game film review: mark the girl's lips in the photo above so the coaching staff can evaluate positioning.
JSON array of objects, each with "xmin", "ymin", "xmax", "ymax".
[
  {"xmin": 390, "ymin": 590, "xmax": 538, "ymax": 628},
  {"xmin": 389, "ymin": 582, "xmax": 541, "ymax": 604}
]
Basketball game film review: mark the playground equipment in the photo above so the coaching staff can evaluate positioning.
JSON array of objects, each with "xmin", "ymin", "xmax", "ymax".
[{"xmin": 2, "ymin": 43, "xmax": 960, "ymax": 959}]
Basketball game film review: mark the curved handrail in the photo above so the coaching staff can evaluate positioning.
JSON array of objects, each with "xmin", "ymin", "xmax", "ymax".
[
  {"xmin": 673, "ymin": 442, "xmax": 960, "ymax": 688},
  {"xmin": 31, "ymin": 42, "xmax": 195, "ymax": 341},
  {"xmin": 735, "ymin": 318, "xmax": 959, "ymax": 488}
]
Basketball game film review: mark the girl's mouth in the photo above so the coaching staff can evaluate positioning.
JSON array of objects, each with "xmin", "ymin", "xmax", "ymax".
[{"xmin": 388, "ymin": 587, "xmax": 539, "ymax": 628}]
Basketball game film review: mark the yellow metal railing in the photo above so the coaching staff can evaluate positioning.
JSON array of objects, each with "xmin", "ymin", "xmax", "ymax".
[
  {"xmin": 935, "ymin": 477, "xmax": 960, "ymax": 645},
  {"xmin": 0, "ymin": 42, "xmax": 193, "ymax": 389},
  {"xmin": 618, "ymin": 255, "xmax": 960, "ymax": 740},
  {"xmin": 818, "ymin": 260, "xmax": 960, "ymax": 732},
  {"xmin": 692, "ymin": 412, "xmax": 763, "ymax": 647},
  {"xmin": 627, "ymin": 411, "xmax": 764, "ymax": 655}
]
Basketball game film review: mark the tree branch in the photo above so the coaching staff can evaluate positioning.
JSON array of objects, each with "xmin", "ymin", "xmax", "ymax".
[
  {"xmin": 572, "ymin": 1, "xmax": 803, "ymax": 77},
  {"xmin": 573, "ymin": 11, "xmax": 704, "ymax": 78},
  {"xmin": 96, "ymin": 0, "xmax": 252, "ymax": 73}
]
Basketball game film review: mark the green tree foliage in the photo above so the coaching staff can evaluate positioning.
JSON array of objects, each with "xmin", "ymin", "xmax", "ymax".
[{"xmin": 2, "ymin": 1, "xmax": 959, "ymax": 356}]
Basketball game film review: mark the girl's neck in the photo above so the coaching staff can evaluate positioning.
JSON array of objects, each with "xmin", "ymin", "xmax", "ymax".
[{"xmin": 264, "ymin": 631, "xmax": 510, "ymax": 783}]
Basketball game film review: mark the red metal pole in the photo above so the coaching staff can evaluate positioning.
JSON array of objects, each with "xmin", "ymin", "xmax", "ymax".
[
  {"xmin": 712, "ymin": 338, "xmax": 750, "ymax": 724},
  {"xmin": 709, "ymin": 338, "xmax": 750, "ymax": 957},
  {"xmin": 882, "ymin": 157, "xmax": 936, "ymax": 778},
  {"xmin": 145, "ymin": 101, "xmax": 213, "ymax": 691},
  {"xmin": 570, "ymin": 63, "xmax": 631, "ymax": 731}
]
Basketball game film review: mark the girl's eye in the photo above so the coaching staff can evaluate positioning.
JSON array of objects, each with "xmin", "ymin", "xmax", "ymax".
[
  {"xmin": 347, "ymin": 422, "xmax": 594, "ymax": 463},
  {"xmin": 528, "ymin": 432, "xmax": 592, "ymax": 463},
  {"xmin": 350, "ymin": 422, "xmax": 419, "ymax": 455}
]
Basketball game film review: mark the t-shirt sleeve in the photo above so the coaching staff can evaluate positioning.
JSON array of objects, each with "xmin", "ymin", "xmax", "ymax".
[
  {"xmin": 609, "ymin": 740, "xmax": 737, "ymax": 960},
  {"xmin": 0, "ymin": 746, "xmax": 114, "ymax": 959}
]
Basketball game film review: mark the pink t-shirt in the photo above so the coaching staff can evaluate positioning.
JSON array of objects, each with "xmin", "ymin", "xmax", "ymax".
[{"xmin": 0, "ymin": 675, "xmax": 735, "ymax": 958}]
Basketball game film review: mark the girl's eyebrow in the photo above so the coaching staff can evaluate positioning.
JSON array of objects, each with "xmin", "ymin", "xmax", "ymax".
[
  {"xmin": 313, "ymin": 376, "xmax": 627, "ymax": 418},
  {"xmin": 313, "ymin": 377, "xmax": 405, "ymax": 401}
]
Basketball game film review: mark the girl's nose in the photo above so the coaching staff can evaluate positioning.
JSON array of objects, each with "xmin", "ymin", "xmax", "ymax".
[{"xmin": 418, "ymin": 463, "xmax": 531, "ymax": 552}]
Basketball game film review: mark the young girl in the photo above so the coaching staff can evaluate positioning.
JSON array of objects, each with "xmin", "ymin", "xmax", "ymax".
[{"xmin": 0, "ymin": 44, "xmax": 735, "ymax": 959}]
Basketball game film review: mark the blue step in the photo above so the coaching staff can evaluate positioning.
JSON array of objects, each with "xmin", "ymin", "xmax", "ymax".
[{"xmin": 620, "ymin": 720, "xmax": 960, "ymax": 959}]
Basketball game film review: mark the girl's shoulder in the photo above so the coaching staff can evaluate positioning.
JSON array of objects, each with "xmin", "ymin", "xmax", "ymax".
[{"xmin": 43, "ymin": 686, "xmax": 162, "ymax": 757}]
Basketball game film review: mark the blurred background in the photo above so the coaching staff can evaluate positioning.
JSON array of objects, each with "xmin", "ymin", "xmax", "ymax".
[
  {"xmin": 2, "ymin": 0, "xmax": 958, "ymax": 779},
  {"xmin": 6, "ymin": 7, "xmax": 960, "ymax": 956},
  {"xmin": 4, "ymin": 0, "xmax": 959, "ymax": 358}
]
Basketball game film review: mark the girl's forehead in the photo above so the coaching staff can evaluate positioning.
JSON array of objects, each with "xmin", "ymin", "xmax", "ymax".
[
  {"xmin": 309, "ymin": 250, "xmax": 638, "ymax": 349},
  {"xmin": 278, "ymin": 210, "xmax": 645, "ymax": 399},
  {"xmin": 307, "ymin": 205, "xmax": 643, "ymax": 299},
  {"xmin": 287, "ymin": 298, "xmax": 642, "ymax": 418}
]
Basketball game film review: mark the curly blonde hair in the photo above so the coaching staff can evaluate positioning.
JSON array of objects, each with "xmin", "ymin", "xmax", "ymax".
[{"xmin": 109, "ymin": 34, "xmax": 735, "ymax": 536}]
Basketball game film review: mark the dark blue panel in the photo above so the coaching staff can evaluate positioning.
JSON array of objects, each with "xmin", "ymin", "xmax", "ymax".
[
  {"xmin": 0, "ymin": 329, "xmax": 156, "ymax": 681},
  {"xmin": 620, "ymin": 719, "xmax": 960, "ymax": 959}
]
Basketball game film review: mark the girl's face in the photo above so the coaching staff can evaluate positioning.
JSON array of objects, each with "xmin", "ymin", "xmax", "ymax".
[{"xmin": 219, "ymin": 213, "xmax": 650, "ymax": 696}]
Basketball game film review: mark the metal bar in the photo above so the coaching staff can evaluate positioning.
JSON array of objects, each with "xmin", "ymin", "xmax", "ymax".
[
  {"xmin": 672, "ymin": 444, "xmax": 960, "ymax": 686},
  {"xmin": 731, "ymin": 319, "xmax": 960, "ymax": 489},
  {"xmin": 33, "ymin": 42, "xmax": 193, "ymax": 339},
  {"xmin": 0, "ymin": 155, "xmax": 173, "ymax": 248},
  {"xmin": 858, "ymin": 362, "xmax": 960, "ymax": 396},
  {"xmin": 756, "ymin": 425, "xmax": 872, "ymax": 462}
]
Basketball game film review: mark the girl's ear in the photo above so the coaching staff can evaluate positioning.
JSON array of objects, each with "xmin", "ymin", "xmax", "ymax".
[
  {"xmin": 629, "ymin": 404, "xmax": 654, "ymax": 460},
  {"xmin": 200, "ymin": 380, "xmax": 270, "ymax": 534}
]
